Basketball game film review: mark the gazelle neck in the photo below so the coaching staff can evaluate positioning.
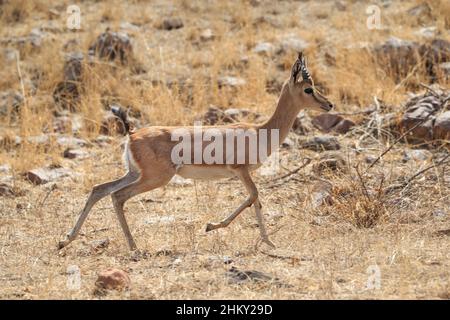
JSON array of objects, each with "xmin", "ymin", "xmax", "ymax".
[{"xmin": 259, "ymin": 82, "xmax": 301, "ymax": 144}]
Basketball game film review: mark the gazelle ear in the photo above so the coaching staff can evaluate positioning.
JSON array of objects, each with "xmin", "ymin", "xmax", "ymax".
[{"xmin": 290, "ymin": 54, "xmax": 302, "ymax": 83}]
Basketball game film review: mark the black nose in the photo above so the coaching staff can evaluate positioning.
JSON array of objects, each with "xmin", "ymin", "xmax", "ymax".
[{"xmin": 328, "ymin": 103, "xmax": 334, "ymax": 110}]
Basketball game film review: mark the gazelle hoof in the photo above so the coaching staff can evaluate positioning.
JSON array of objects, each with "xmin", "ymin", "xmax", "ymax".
[
  {"xmin": 57, "ymin": 240, "xmax": 68, "ymax": 250},
  {"xmin": 263, "ymin": 238, "xmax": 276, "ymax": 249},
  {"xmin": 205, "ymin": 223, "xmax": 214, "ymax": 232}
]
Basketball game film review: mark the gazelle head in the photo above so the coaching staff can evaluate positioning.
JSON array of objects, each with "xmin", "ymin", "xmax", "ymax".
[{"xmin": 288, "ymin": 52, "xmax": 334, "ymax": 112}]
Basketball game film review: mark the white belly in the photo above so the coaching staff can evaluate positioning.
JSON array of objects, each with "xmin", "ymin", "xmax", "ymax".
[{"xmin": 177, "ymin": 165, "xmax": 236, "ymax": 180}]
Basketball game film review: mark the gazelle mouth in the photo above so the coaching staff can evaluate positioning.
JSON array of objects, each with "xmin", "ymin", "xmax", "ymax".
[{"xmin": 320, "ymin": 105, "xmax": 333, "ymax": 112}]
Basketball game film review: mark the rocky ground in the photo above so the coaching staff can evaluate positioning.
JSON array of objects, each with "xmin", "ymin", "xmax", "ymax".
[{"xmin": 0, "ymin": 0, "xmax": 449, "ymax": 299}]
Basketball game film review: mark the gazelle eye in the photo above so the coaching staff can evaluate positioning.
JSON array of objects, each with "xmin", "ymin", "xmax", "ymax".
[{"xmin": 304, "ymin": 88, "xmax": 313, "ymax": 94}]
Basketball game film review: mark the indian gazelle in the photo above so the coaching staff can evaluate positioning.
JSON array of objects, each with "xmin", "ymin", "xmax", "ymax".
[{"xmin": 58, "ymin": 53, "xmax": 334, "ymax": 251}]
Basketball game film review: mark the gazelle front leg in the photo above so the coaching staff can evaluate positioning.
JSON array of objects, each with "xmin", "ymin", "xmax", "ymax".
[{"xmin": 205, "ymin": 166, "xmax": 275, "ymax": 248}]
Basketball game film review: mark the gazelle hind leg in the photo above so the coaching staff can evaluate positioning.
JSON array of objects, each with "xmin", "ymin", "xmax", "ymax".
[
  {"xmin": 254, "ymin": 200, "xmax": 275, "ymax": 248},
  {"xmin": 58, "ymin": 170, "xmax": 139, "ymax": 249},
  {"xmin": 111, "ymin": 176, "xmax": 174, "ymax": 251}
]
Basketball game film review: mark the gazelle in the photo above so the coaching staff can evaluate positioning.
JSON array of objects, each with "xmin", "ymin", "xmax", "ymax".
[{"xmin": 58, "ymin": 52, "xmax": 333, "ymax": 251}]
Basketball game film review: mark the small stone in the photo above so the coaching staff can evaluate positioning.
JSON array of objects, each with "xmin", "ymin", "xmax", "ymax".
[
  {"xmin": 313, "ymin": 151, "xmax": 347, "ymax": 175},
  {"xmin": 26, "ymin": 134, "xmax": 49, "ymax": 145},
  {"xmin": 57, "ymin": 136, "xmax": 88, "ymax": 148},
  {"xmin": 88, "ymin": 29, "xmax": 133, "ymax": 64},
  {"xmin": 312, "ymin": 114, "xmax": 355, "ymax": 134},
  {"xmin": 333, "ymin": 119, "xmax": 355, "ymax": 134},
  {"xmin": 312, "ymin": 114, "xmax": 342, "ymax": 131},
  {"xmin": 63, "ymin": 148, "xmax": 89, "ymax": 159},
  {"xmin": 301, "ymin": 136, "xmax": 340, "ymax": 151},
  {"xmin": 63, "ymin": 52, "xmax": 83, "ymax": 82},
  {"xmin": 0, "ymin": 90, "xmax": 23, "ymax": 116},
  {"xmin": 281, "ymin": 137, "xmax": 295, "ymax": 148},
  {"xmin": 90, "ymin": 238, "xmax": 110, "ymax": 250},
  {"xmin": 0, "ymin": 183, "xmax": 15, "ymax": 197},
  {"xmin": 120, "ymin": 22, "xmax": 140, "ymax": 32},
  {"xmin": 365, "ymin": 155, "xmax": 378, "ymax": 164},
  {"xmin": 200, "ymin": 28, "xmax": 214, "ymax": 41},
  {"xmin": 402, "ymin": 149, "xmax": 432, "ymax": 162},
  {"xmin": 433, "ymin": 111, "xmax": 450, "ymax": 140},
  {"xmin": 159, "ymin": 18, "xmax": 184, "ymax": 30},
  {"xmin": 217, "ymin": 76, "xmax": 246, "ymax": 88},
  {"xmin": 292, "ymin": 112, "xmax": 313, "ymax": 135},
  {"xmin": 278, "ymin": 35, "xmax": 309, "ymax": 53},
  {"xmin": 253, "ymin": 42, "xmax": 274, "ymax": 55},
  {"xmin": 415, "ymin": 26, "xmax": 437, "ymax": 39},
  {"xmin": 26, "ymin": 166, "xmax": 74, "ymax": 185},
  {"xmin": 310, "ymin": 180, "xmax": 333, "ymax": 208},
  {"xmin": 144, "ymin": 215, "xmax": 176, "ymax": 225},
  {"xmin": 95, "ymin": 268, "xmax": 130, "ymax": 292}
]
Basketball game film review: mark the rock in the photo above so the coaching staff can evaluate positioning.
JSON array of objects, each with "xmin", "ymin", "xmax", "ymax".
[
  {"xmin": 198, "ymin": 106, "xmax": 262, "ymax": 125},
  {"xmin": 313, "ymin": 151, "xmax": 347, "ymax": 175},
  {"xmin": 253, "ymin": 42, "xmax": 274, "ymax": 55},
  {"xmin": 0, "ymin": 183, "xmax": 16, "ymax": 197},
  {"xmin": 200, "ymin": 28, "xmax": 214, "ymax": 41},
  {"xmin": 100, "ymin": 110, "xmax": 129, "ymax": 135},
  {"xmin": 119, "ymin": 22, "xmax": 140, "ymax": 32},
  {"xmin": 26, "ymin": 166, "xmax": 74, "ymax": 185},
  {"xmin": 0, "ymin": 28, "xmax": 46, "ymax": 48},
  {"xmin": 27, "ymin": 134, "xmax": 50, "ymax": 145},
  {"xmin": 63, "ymin": 52, "xmax": 83, "ymax": 82},
  {"xmin": 217, "ymin": 76, "xmax": 246, "ymax": 88},
  {"xmin": 433, "ymin": 111, "xmax": 450, "ymax": 140},
  {"xmin": 278, "ymin": 35, "xmax": 309, "ymax": 54},
  {"xmin": 144, "ymin": 215, "xmax": 175, "ymax": 225},
  {"xmin": 0, "ymin": 91, "xmax": 24, "ymax": 116},
  {"xmin": 301, "ymin": 136, "xmax": 340, "ymax": 151},
  {"xmin": 407, "ymin": 3, "xmax": 432, "ymax": 19},
  {"xmin": 402, "ymin": 149, "xmax": 432, "ymax": 162},
  {"xmin": 57, "ymin": 136, "xmax": 88, "ymax": 148},
  {"xmin": 365, "ymin": 155, "xmax": 378, "ymax": 164},
  {"xmin": 373, "ymin": 37, "xmax": 420, "ymax": 81},
  {"xmin": 0, "ymin": 164, "xmax": 11, "ymax": 174},
  {"xmin": 335, "ymin": 0, "xmax": 347, "ymax": 11},
  {"xmin": 439, "ymin": 62, "xmax": 450, "ymax": 79},
  {"xmin": 312, "ymin": 114, "xmax": 341, "ymax": 131},
  {"xmin": 227, "ymin": 266, "xmax": 277, "ymax": 284},
  {"xmin": 93, "ymin": 135, "xmax": 113, "ymax": 146},
  {"xmin": 95, "ymin": 268, "xmax": 130, "ymax": 292},
  {"xmin": 90, "ymin": 238, "xmax": 110, "ymax": 250},
  {"xmin": 310, "ymin": 180, "xmax": 333, "ymax": 208},
  {"xmin": 311, "ymin": 114, "xmax": 355, "ymax": 134},
  {"xmin": 2, "ymin": 48, "xmax": 17, "ymax": 62},
  {"xmin": 292, "ymin": 112, "xmax": 313, "ymax": 135},
  {"xmin": 281, "ymin": 136, "xmax": 295, "ymax": 148},
  {"xmin": 373, "ymin": 37, "xmax": 450, "ymax": 81},
  {"xmin": 159, "ymin": 18, "xmax": 184, "ymax": 30},
  {"xmin": 88, "ymin": 29, "xmax": 133, "ymax": 64},
  {"xmin": 63, "ymin": 148, "xmax": 89, "ymax": 159},
  {"xmin": 399, "ymin": 89, "xmax": 450, "ymax": 141},
  {"xmin": 53, "ymin": 81, "xmax": 80, "ymax": 111},
  {"xmin": 416, "ymin": 26, "xmax": 437, "ymax": 39}
]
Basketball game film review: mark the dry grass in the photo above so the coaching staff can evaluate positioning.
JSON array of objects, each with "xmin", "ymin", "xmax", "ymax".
[{"xmin": 0, "ymin": 0, "xmax": 449, "ymax": 299}]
